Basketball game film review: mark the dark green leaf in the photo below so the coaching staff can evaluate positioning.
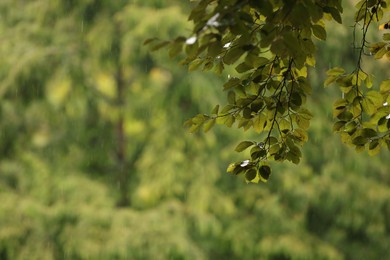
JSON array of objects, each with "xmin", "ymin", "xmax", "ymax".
[
  {"xmin": 223, "ymin": 47, "xmax": 244, "ymax": 65},
  {"xmin": 352, "ymin": 136, "xmax": 368, "ymax": 146},
  {"xmin": 259, "ymin": 165, "xmax": 271, "ymax": 181},
  {"xmin": 224, "ymin": 78, "xmax": 240, "ymax": 90},
  {"xmin": 333, "ymin": 121, "xmax": 346, "ymax": 132},
  {"xmin": 228, "ymin": 91, "xmax": 236, "ymax": 104},
  {"xmin": 361, "ymin": 128, "xmax": 377, "ymax": 138},
  {"xmin": 245, "ymin": 169, "xmax": 257, "ymax": 182}
]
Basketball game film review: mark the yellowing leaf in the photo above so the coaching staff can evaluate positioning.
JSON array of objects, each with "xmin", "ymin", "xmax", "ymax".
[{"xmin": 226, "ymin": 163, "xmax": 237, "ymax": 173}]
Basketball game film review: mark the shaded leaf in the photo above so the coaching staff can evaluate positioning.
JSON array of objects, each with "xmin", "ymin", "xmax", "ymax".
[
  {"xmin": 245, "ymin": 169, "xmax": 257, "ymax": 182},
  {"xmin": 223, "ymin": 47, "xmax": 244, "ymax": 65},
  {"xmin": 259, "ymin": 165, "xmax": 271, "ymax": 181},
  {"xmin": 312, "ymin": 24, "xmax": 327, "ymax": 40},
  {"xmin": 352, "ymin": 136, "xmax": 368, "ymax": 145}
]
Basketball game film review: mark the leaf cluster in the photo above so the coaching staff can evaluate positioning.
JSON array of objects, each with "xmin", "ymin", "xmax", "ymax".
[
  {"xmin": 147, "ymin": 0, "xmax": 390, "ymax": 183},
  {"xmin": 326, "ymin": 0, "xmax": 390, "ymax": 156}
]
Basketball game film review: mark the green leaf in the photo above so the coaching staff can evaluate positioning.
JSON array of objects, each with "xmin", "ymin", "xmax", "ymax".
[
  {"xmin": 374, "ymin": 46, "xmax": 387, "ymax": 59},
  {"xmin": 286, "ymin": 152, "xmax": 300, "ymax": 164},
  {"xmin": 380, "ymin": 80, "xmax": 390, "ymax": 94},
  {"xmin": 223, "ymin": 47, "xmax": 245, "ymax": 65},
  {"xmin": 327, "ymin": 67, "xmax": 345, "ymax": 76},
  {"xmin": 251, "ymin": 99, "xmax": 265, "ymax": 113},
  {"xmin": 269, "ymin": 144, "xmax": 280, "ymax": 155},
  {"xmin": 250, "ymin": 146, "xmax": 267, "ymax": 160},
  {"xmin": 232, "ymin": 165, "xmax": 246, "ymax": 175},
  {"xmin": 188, "ymin": 58, "xmax": 203, "ymax": 71},
  {"xmin": 383, "ymin": 33, "xmax": 390, "ymax": 41},
  {"xmin": 365, "ymin": 74, "xmax": 373, "ymax": 88},
  {"xmin": 361, "ymin": 128, "xmax": 377, "ymax": 138},
  {"xmin": 352, "ymin": 136, "xmax": 368, "ymax": 146},
  {"xmin": 223, "ymin": 77, "xmax": 240, "ymax": 90},
  {"xmin": 293, "ymin": 128, "xmax": 309, "ymax": 143},
  {"xmin": 220, "ymin": 104, "xmax": 234, "ymax": 115},
  {"xmin": 253, "ymin": 113, "xmax": 267, "ymax": 133},
  {"xmin": 211, "ymin": 105, "xmax": 219, "ymax": 115},
  {"xmin": 246, "ymin": 56, "xmax": 269, "ymax": 68},
  {"xmin": 290, "ymin": 92, "xmax": 303, "ymax": 107},
  {"xmin": 362, "ymin": 97, "xmax": 377, "ymax": 116},
  {"xmin": 289, "ymin": 4, "xmax": 310, "ymax": 27},
  {"xmin": 243, "ymin": 107, "xmax": 252, "ymax": 119},
  {"xmin": 192, "ymin": 114, "xmax": 207, "ymax": 124},
  {"xmin": 259, "ymin": 165, "xmax": 271, "ymax": 182},
  {"xmin": 169, "ymin": 39, "xmax": 185, "ymax": 58},
  {"xmin": 235, "ymin": 62, "xmax": 253, "ymax": 73},
  {"xmin": 224, "ymin": 114, "xmax": 235, "ymax": 127},
  {"xmin": 151, "ymin": 41, "xmax": 170, "ymax": 51},
  {"xmin": 267, "ymin": 136, "xmax": 279, "ymax": 145},
  {"xmin": 235, "ymin": 141, "xmax": 254, "ymax": 152},
  {"xmin": 143, "ymin": 37, "xmax": 158, "ymax": 45},
  {"xmin": 366, "ymin": 91, "xmax": 383, "ymax": 107},
  {"xmin": 279, "ymin": 118, "xmax": 291, "ymax": 131},
  {"xmin": 324, "ymin": 7, "xmax": 342, "ymax": 23},
  {"xmin": 226, "ymin": 163, "xmax": 237, "ymax": 173},
  {"xmin": 312, "ymin": 24, "xmax": 327, "ymax": 40},
  {"xmin": 333, "ymin": 121, "xmax": 346, "ymax": 132},
  {"xmin": 203, "ymin": 118, "xmax": 216, "ymax": 132},
  {"xmin": 368, "ymin": 140, "xmax": 381, "ymax": 156},
  {"xmin": 185, "ymin": 41, "xmax": 199, "ymax": 58},
  {"xmin": 296, "ymin": 115, "xmax": 310, "ymax": 130},
  {"xmin": 228, "ymin": 91, "xmax": 236, "ymax": 104},
  {"xmin": 324, "ymin": 76, "xmax": 337, "ymax": 87},
  {"xmin": 337, "ymin": 111, "xmax": 353, "ymax": 121},
  {"xmin": 202, "ymin": 61, "xmax": 214, "ymax": 71},
  {"xmin": 298, "ymin": 108, "xmax": 313, "ymax": 119},
  {"xmin": 344, "ymin": 121, "xmax": 357, "ymax": 135},
  {"xmin": 207, "ymin": 41, "xmax": 222, "ymax": 57},
  {"xmin": 245, "ymin": 168, "xmax": 257, "ymax": 182}
]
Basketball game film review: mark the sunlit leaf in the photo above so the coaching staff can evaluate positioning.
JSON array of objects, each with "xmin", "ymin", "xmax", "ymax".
[
  {"xmin": 203, "ymin": 118, "xmax": 216, "ymax": 132},
  {"xmin": 235, "ymin": 141, "xmax": 254, "ymax": 152},
  {"xmin": 380, "ymin": 79, "xmax": 390, "ymax": 94}
]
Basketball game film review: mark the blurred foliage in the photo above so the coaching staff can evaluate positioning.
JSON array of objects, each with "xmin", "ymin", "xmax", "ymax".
[{"xmin": 0, "ymin": 0, "xmax": 389, "ymax": 259}]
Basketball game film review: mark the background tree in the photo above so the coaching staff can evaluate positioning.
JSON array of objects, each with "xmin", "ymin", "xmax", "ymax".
[{"xmin": 0, "ymin": 0, "xmax": 389, "ymax": 259}]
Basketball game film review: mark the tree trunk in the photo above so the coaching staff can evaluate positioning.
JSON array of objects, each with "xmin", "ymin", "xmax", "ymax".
[{"xmin": 115, "ymin": 63, "xmax": 129, "ymax": 207}]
